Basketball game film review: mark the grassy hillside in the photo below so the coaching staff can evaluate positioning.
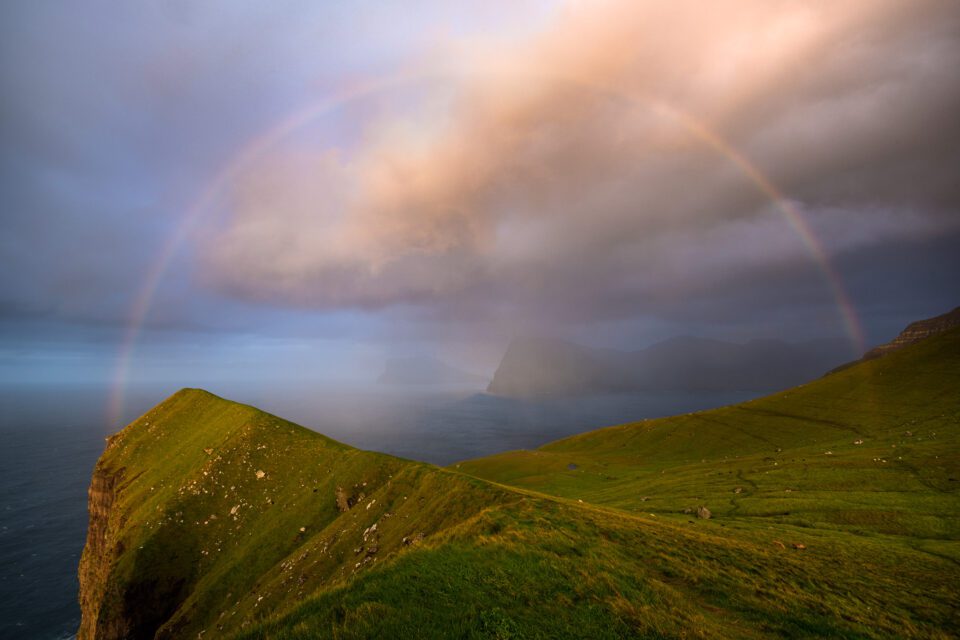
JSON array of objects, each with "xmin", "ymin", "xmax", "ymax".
[
  {"xmin": 78, "ymin": 390, "xmax": 515, "ymax": 639},
  {"xmin": 80, "ymin": 329, "xmax": 960, "ymax": 639},
  {"xmin": 459, "ymin": 327, "xmax": 960, "ymax": 542}
]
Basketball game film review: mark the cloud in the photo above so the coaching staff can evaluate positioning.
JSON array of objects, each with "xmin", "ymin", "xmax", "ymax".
[
  {"xmin": 201, "ymin": 0, "xmax": 960, "ymax": 329},
  {"xmin": 2, "ymin": 0, "xmax": 957, "ymax": 356}
]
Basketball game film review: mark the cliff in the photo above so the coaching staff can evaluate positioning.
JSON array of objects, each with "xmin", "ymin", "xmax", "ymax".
[
  {"xmin": 863, "ymin": 305, "xmax": 960, "ymax": 359},
  {"xmin": 487, "ymin": 335, "xmax": 846, "ymax": 397},
  {"xmin": 76, "ymin": 389, "xmax": 508, "ymax": 639}
]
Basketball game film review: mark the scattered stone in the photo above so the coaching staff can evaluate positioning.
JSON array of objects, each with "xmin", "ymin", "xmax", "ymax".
[
  {"xmin": 299, "ymin": 527, "xmax": 306, "ymax": 533},
  {"xmin": 255, "ymin": 470, "xmax": 266, "ymax": 480},
  {"xmin": 204, "ymin": 448, "xmax": 214, "ymax": 455},
  {"xmin": 696, "ymin": 506, "xmax": 711, "ymax": 520},
  {"xmin": 403, "ymin": 532, "xmax": 425, "ymax": 546},
  {"xmin": 683, "ymin": 507, "xmax": 693, "ymax": 514},
  {"xmin": 733, "ymin": 487, "xmax": 743, "ymax": 494},
  {"xmin": 824, "ymin": 451, "xmax": 833, "ymax": 455},
  {"xmin": 335, "ymin": 486, "xmax": 354, "ymax": 512},
  {"xmin": 853, "ymin": 439, "xmax": 864, "ymax": 445},
  {"xmin": 792, "ymin": 543, "xmax": 806, "ymax": 550}
]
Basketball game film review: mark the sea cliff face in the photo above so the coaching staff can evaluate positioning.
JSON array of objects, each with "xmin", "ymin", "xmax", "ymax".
[
  {"xmin": 77, "ymin": 460, "xmax": 123, "ymax": 640},
  {"xmin": 487, "ymin": 335, "xmax": 846, "ymax": 397},
  {"xmin": 78, "ymin": 438, "xmax": 189, "ymax": 640}
]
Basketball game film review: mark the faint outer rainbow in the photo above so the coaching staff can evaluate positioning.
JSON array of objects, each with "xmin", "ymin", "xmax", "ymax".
[
  {"xmin": 107, "ymin": 69, "xmax": 866, "ymax": 427},
  {"xmin": 106, "ymin": 72, "xmax": 423, "ymax": 426}
]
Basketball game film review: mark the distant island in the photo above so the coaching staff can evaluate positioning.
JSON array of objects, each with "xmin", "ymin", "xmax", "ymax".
[
  {"xmin": 487, "ymin": 334, "xmax": 848, "ymax": 397},
  {"xmin": 377, "ymin": 356, "xmax": 488, "ymax": 386}
]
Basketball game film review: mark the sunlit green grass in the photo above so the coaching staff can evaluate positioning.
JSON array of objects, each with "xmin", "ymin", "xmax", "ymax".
[{"xmin": 84, "ymin": 328, "xmax": 960, "ymax": 638}]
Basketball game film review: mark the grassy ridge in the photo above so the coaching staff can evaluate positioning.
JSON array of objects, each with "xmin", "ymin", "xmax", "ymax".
[
  {"xmin": 80, "ymin": 390, "xmax": 513, "ymax": 638},
  {"xmin": 81, "ymin": 329, "xmax": 960, "ymax": 638}
]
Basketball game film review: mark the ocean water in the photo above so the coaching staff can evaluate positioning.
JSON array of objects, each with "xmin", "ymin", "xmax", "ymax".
[{"xmin": 0, "ymin": 383, "xmax": 758, "ymax": 639}]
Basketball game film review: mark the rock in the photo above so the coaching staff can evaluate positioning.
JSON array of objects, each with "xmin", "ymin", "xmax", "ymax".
[
  {"xmin": 792, "ymin": 542, "xmax": 806, "ymax": 550},
  {"xmin": 203, "ymin": 448, "xmax": 214, "ymax": 455},
  {"xmin": 863, "ymin": 306, "xmax": 960, "ymax": 360},
  {"xmin": 255, "ymin": 470, "xmax": 266, "ymax": 479},
  {"xmin": 696, "ymin": 506, "xmax": 711, "ymax": 519},
  {"xmin": 335, "ymin": 486, "xmax": 354, "ymax": 512},
  {"xmin": 683, "ymin": 507, "xmax": 693, "ymax": 514},
  {"xmin": 733, "ymin": 487, "xmax": 743, "ymax": 494},
  {"xmin": 403, "ymin": 532, "xmax": 425, "ymax": 546}
]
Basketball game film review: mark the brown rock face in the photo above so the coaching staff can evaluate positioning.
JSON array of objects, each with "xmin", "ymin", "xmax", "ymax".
[
  {"xmin": 864, "ymin": 306, "xmax": 960, "ymax": 360},
  {"xmin": 77, "ymin": 460, "xmax": 193, "ymax": 640},
  {"xmin": 335, "ymin": 486, "xmax": 353, "ymax": 512},
  {"xmin": 77, "ymin": 464, "xmax": 124, "ymax": 640}
]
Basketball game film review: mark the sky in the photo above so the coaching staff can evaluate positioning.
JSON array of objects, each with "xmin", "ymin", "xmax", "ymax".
[{"xmin": 1, "ymin": 0, "xmax": 959, "ymax": 403}]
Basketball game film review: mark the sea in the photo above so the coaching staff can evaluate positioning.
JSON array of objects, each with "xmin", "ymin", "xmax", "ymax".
[{"xmin": 0, "ymin": 382, "xmax": 759, "ymax": 639}]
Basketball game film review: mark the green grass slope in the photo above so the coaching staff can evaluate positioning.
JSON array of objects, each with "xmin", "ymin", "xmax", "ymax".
[
  {"xmin": 458, "ymin": 327, "xmax": 960, "ymax": 541},
  {"xmin": 80, "ymin": 329, "xmax": 960, "ymax": 639},
  {"xmin": 78, "ymin": 390, "xmax": 516, "ymax": 639}
]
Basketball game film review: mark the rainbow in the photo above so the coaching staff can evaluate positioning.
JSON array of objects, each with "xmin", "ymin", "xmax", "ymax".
[{"xmin": 107, "ymin": 69, "xmax": 866, "ymax": 426}]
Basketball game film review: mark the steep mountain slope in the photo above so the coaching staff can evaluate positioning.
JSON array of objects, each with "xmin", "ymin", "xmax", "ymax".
[
  {"xmin": 487, "ymin": 335, "xmax": 846, "ymax": 397},
  {"xmin": 79, "ymin": 329, "xmax": 960, "ymax": 638}
]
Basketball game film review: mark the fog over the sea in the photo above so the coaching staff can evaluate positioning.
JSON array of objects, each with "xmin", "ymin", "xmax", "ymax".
[{"xmin": 1, "ymin": 0, "xmax": 959, "ymax": 393}]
